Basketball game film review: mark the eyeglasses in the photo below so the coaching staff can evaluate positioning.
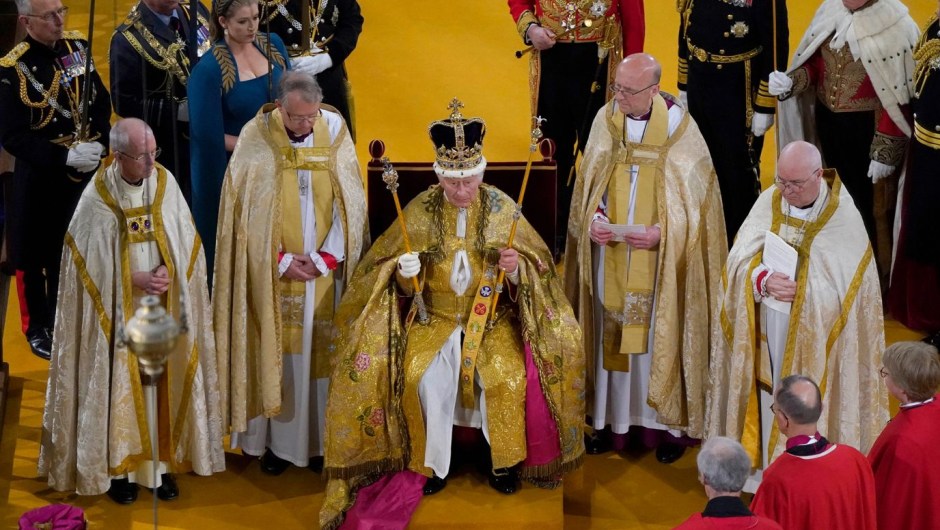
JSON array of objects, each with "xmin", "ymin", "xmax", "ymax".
[
  {"xmin": 23, "ymin": 6, "xmax": 69, "ymax": 22},
  {"xmin": 879, "ymin": 367, "xmax": 889, "ymax": 379},
  {"xmin": 775, "ymin": 168, "xmax": 821, "ymax": 191},
  {"xmin": 285, "ymin": 110, "xmax": 319, "ymax": 124},
  {"xmin": 118, "ymin": 148, "xmax": 161, "ymax": 161},
  {"xmin": 608, "ymin": 82, "xmax": 657, "ymax": 97}
]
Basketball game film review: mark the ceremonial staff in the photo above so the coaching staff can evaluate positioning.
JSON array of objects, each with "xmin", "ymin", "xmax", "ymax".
[
  {"xmin": 380, "ymin": 157, "xmax": 429, "ymax": 325},
  {"xmin": 77, "ymin": 0, "xmax": 96, "ymax": 141},
  {"xmin": 489, "ymin": 116, "xmax": 544, "ymax": 320}
]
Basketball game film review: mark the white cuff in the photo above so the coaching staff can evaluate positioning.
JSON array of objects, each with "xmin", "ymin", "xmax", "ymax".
[
  {"xmin": 507, "ymin": 267, "xmax": 520, "ymax": 285},
  {"xmin": 278, "ymin": 253, "xmax": 294, "ymax": 278},
  {"xmin": 310, "ymin": 252, "xmax": 329, "ymax": 276}
]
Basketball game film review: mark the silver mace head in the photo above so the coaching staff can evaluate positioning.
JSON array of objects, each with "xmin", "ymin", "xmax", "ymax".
[
  {"xmin": 381, "ymin": 156, "xmax": 400, "ymax": 193},
  {"xmin": 124, "ymin": 295, "xmax": 180, "ymax": 378}
]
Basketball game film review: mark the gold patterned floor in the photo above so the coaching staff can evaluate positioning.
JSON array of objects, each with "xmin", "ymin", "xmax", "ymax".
[{"xmin": 0, "ymin": 0, "xmax": 934, "ymax": 528}]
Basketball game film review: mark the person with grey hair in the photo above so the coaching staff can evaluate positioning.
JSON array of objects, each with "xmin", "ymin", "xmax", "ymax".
[
  {"xmin": 212, "ymin": 70, "xmax": 368, "ymax": 476},
  {"xmin": 868, "ymin": 341, "xmax": 940, "ymax": 530},
  {"xmin": 751, "ymin": 375, "xmax": 877, "ymax": 530},
  {"xmin": 708, "ymin": 140, "xmax": 887, "ymax": 492},
  {"xmin": 1, "ymin": 0, "xmax": 112, "ymax": 360},
  {"xmin": 39, "ymin": 117, "xmax": 225, "ymax": 505},
  {"xmin": 675, "ymin": 437, "xmax": 782, "ymax": 529}
]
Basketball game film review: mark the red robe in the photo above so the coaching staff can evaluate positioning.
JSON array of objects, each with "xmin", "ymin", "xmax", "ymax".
[
  {"xmin": 675, "ymin": 513, "xmax": 783, "ymax": 530},
  {"xmin": 868, "ymin": 396, "xmax": 940, "ymax": 530},
  {"xmin": 751, "ymin": 445, "xmax": 877, "ymax": 530}
]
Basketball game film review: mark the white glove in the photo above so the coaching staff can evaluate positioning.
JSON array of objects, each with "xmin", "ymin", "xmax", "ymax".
[
  {"xmin": 768, "ymin": 71, "xmax": 793, "ymax": 97},
  {"xmin": 66, "ymin": 141, "xmax": 105, "ymax": 173},
  {"xmin": 678, "ymin": 90, "xmax": 688, "ymax": 109},
  {"xmin": 868, "ymin": 160, "xmax": 895, "ymax": 183},
  {"xmin": 397, "ymin": 252, "xmax": 421, "ymax": 279},
  {"xmin": 751, "ymin": 112, "xmax": 774, "ymax": 137},
  {"xmin": 292, "ymin": 54, "xmax": 333, "ymax": 76}
]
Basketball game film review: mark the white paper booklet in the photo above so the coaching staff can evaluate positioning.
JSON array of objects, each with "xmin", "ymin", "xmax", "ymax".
[
  {"xmin": 595, "ymin": 222, "xmax": 646, "ymax": 243},
  {"xmin": 762, "ymin": 230, "xmax": 798, "ymax": 314}
]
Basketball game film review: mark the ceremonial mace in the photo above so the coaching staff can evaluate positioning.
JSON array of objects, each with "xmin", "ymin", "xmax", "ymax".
[
  {"xmin": 515, "ymin": 20, "xmax": 592, "ymax": 58},
  {"xmin": 120, "ymin": 295, "xmax": 186, "ymax": 530},
  {"xmin": 381, "ymin": 157, "xmax": 430, "ymax": 325},
  {"xmin": 488, "ymin": 116, "xmax": 545, "ymax": 320}
]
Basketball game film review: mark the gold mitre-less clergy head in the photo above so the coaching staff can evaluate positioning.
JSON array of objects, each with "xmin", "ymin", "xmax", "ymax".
[{"xmin": 429, "ymin": 98, "xmax": 487, "ymax": 179}]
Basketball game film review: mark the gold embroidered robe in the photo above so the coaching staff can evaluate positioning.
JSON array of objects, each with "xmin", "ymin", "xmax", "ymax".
[
  {"xmin": 706, "ymin": 175, "xmax": 888, "ymax": 466},
  {"xmin": 564, "ymin": 98, "xmax": 727, "ymax": 438},
  {"xmin": 39, "ymin": 161, "xmax": 225, "ymax": 495},
  {"xmin": 212, "ymin": 104, "xmax": 368, "ymax": 434},
  {"xmin": 320, "ymin": 184, "xmax": 585, "ymax": 530}
]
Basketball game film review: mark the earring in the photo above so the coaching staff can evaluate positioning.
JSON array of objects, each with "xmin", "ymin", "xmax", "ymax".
[{"xmin": 223, "ymin": 28, "xmax": 228, "ymax": 35}]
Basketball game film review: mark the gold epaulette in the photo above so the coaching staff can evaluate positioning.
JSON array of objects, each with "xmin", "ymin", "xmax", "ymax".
[
  {"xmin": 116, "ymin": 5, "xmax": 143, "ymax": 31},
  {"xmin": 0, "ymin": 41, "xmax": 29, "ymax": 68},
  {"xmin": 63, "ymin": 30, "xmax": 87, "ymax": 41}
]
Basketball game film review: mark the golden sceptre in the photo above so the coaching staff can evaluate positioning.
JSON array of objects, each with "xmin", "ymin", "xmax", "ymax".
[
  {"xmin": 489, "ymin": 116, "xmax": 545, "ymax": 320},
  {"xmin": 381, "ymin": 157, "xmax": 429, "ymax": 325}
]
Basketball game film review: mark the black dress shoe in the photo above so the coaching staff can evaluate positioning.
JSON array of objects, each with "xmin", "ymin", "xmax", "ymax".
[
  {"xmin": 107, "ymin": 477, "xmax": 139, "ymax": 505},
  {"xmin": 655, "ymin": 442, "xmax": 686, "ymax": 464},
  {"xmin": 260, "ymin": 449, "xmax": 291, "ymax": 475},
  {"xmin": 423, "ymin": 475, "xmax": 447, "ymax": 495},
  {"xmin": 584, "ymin": 431, "xmax": 612, "ymax": 455},
  {"xmin": 157, "ymin": 473, "xmax": 179, "ymax": 501},
  {"xmin": 488, "ymin": 468, "xmax": 518, "ymax": 495},
  {"xmin": 27, "ymin": 328, "xmax": 52, "ymax": 360},
  {"xmin": 308, "ymin": 456, "xmax": 324, "ymax": 473}
]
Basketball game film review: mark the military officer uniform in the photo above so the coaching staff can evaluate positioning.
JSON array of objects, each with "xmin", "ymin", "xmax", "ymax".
[
  {"xmin": 261, "ymin": 0, "xmax": 362, "ymax": 138},
  {"xmin": 0, "ymin": 30, "xmax": 111, "ymax": 356},
  {"xmin": 110, "ymin": 1, "xmax": 211, "ymax": 202},
  {"xmin": 509, "ymin": 0, "xmax": 644, "ymax": 256},
  {"xmin": 678, "ymin": 0, "xmax": 788, "ymax": 241}
]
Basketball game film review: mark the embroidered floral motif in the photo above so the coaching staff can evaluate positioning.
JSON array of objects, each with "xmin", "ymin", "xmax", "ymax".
[
  {"xmin": 356, "ymin": 405, "xmax": 383, "ymax": 436},
  {"xmin": 353, "ymin": 351, "xmax": 371, "ymax": 372}
]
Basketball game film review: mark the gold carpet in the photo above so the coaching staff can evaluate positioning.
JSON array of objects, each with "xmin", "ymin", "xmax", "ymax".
[{"xmin": 0, "ymin": 0, "xmax": 933, "ymax": 528}]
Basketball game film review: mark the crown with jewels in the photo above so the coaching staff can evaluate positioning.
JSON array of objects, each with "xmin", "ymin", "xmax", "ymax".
[{"xmin": 428, "ymin": 98, "xmax": 487, "ymax": 178}]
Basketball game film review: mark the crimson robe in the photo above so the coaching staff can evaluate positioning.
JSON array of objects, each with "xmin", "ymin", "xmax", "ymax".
[
  {"xmin": 868, "ymin": 396, "xmax": 940, "ymax": 530},
  {"xmin": 751, "ymin": 445, "xmax": 876, "ymax": 530}
]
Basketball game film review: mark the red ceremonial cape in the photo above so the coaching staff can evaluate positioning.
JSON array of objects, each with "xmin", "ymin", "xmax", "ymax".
[
  {"xmin": 751, "ymin": 445, "xmax": 876, "ymax": 530},
  {"xmin": 674, "ymin": 513, "xmax": 783, "ymax": 530},
  {"xmin": 868, "ymin": 396, "xmax": 940, "ymax": 530}
]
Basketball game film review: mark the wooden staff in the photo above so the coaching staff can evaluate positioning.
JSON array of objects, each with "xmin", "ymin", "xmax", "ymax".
[
  {"xmin": 381, "ymin": 157, "xmax": 429, "ymax": 325},
  {"xmin": 489, "ymin": 116, "xmax": 545, "ymax": 319}
]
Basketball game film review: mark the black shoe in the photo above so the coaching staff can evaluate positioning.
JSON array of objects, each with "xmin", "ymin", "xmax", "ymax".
[
  {"xmin": 156, "ymin": 473, "xmax": 179, "ymax": 501},
  {"xmin": 655, "ymin": 442, "xmax": 686, "ymax": 464},
  {"xmin": 27, "ymin": 328, "xmax": 52, "ymax": 360},
  {"xmin": 107, "ymin": 477, "xmax": 139, "ymax": 505},
  {"xmin": 488, "ymin": 468, "xmax": 518, "ymax": 495},
  {"xmin": 585, "ymin": 430, "xmax": 612, "ymax": 455},
  {"xmin": 423, "ymin": 475, "xmax": 447, "ymax": 496},
  {"xmin": 308, "ymin": 456, "xmax": 324, "ymax": 473},
  {"xmin": 260, "ymin": 449, "xmax": 291, "ymax": 476}
]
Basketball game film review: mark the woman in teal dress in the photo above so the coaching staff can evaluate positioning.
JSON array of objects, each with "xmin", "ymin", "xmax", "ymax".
[{"xmin": 188, "ymin": 0, "xmax": 290, "ymax": 268}]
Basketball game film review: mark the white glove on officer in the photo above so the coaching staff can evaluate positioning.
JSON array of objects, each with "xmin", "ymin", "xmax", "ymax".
[
  {"xmin": 678, "ymin": 90, "xmax": 689, "ymax": 109},
  {"xmin": 397, "ymin": 251, "xmax": 421, "ymax": 279},
  {"xmin": 66, "ymin": 141, "xmax": 105, "ymax": 173},
  {"xmin": 293, "ymin": 54, "xmax": 333, "ymax": 77},
  {"xmin": 768, "ymin": 71, "xmax": 793, "ymax": 97},
  {"xmin": 751, "ymin": 112, "xmax": 774, "ymax": 137},
  {"xmin": 867, "ymin": 160, "xmax": 895, "ymax": 183}
]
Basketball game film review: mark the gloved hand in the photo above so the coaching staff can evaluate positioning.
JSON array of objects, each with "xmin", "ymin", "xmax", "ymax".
[
  {"xmin": 751, "ymin": 112, "xmax": 774, "ymax": 137},
  {"xmin": 867, "ymin": 160, "xmax": 895, "ymax": 183},
  {"xmin": 397, "ymin": 251, "xmax": 421, "ymax": 279},
  {"xmin": 678, "ymin": 90, "xmax": 689, "ymax": 109},
  {"xmin": 293, "ymin": 54, "xmax": 333, "ymax": 76},
  {"xmin": 66, "ymin": 141, "xmax": 105, "ymax": 173},
  {"xmin": 768, "ymin": 71, "xmax": 793, "ymax": 97}
]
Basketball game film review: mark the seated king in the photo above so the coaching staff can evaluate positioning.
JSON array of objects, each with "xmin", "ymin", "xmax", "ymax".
[{"xmin": 319, "ymin": 100, "xmax": 586, "ymax": 529}]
